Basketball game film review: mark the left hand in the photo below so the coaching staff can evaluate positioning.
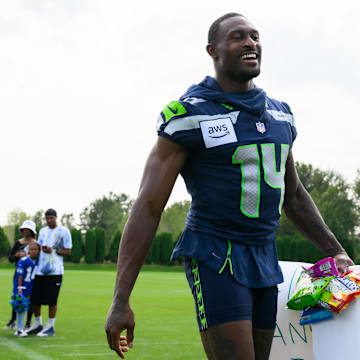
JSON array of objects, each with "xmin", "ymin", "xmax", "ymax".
[{"xmin": 334, "ymin": 253, "xmax": 354, "ymax": 274}]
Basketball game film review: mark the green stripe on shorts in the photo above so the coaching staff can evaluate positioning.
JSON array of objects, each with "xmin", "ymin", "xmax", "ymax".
[{"xmin": 191, "ymin": 259, "xmax": 208, "ymax": 331}]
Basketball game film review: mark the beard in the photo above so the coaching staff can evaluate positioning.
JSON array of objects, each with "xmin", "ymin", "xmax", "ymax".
[{"xmin": 226, "ymin": 64, "xmax": 261, "ymax": 83}]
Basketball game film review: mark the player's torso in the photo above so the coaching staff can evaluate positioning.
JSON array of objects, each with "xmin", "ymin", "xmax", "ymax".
[{"xmin": 161, "ymin": 97, "xmax": 296, "ymax": 241}]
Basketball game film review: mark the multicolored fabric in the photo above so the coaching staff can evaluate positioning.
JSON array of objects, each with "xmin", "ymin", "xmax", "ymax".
[{"xmin": 36, "ymin": 226, "xmax": 72, "ymax": 276}]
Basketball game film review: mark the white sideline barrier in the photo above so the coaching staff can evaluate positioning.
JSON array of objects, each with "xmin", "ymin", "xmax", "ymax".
[{"xmin": 270, "ymin": 261, "xmax": 314, "ymax": 360}]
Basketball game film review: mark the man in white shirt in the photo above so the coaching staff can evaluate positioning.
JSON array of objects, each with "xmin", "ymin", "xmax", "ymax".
[{"xmin": 27, "ymin": 209, "xmax": 72, "ymax": 337}]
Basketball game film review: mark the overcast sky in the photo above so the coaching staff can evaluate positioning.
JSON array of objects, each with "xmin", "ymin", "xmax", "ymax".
[{"xmin": 0, "ymin": 0, "xmax": 359, "ymax": 225}]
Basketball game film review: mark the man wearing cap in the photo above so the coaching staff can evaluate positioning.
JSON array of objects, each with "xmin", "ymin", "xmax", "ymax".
[{"xmin": 26, "ymin": 209, "xmax": 72, "ymax": 337}]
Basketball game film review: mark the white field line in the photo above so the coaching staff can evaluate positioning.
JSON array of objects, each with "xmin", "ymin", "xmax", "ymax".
[
  {"xmin": 0, "ymin": 335, "xmax": 54, "ymax": 360},
  {"xmin": 41, "ymin": 341, "xmax": 199, "ymax": 348}
]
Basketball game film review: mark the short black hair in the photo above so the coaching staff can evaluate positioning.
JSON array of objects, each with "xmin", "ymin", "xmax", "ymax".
[
  {"xmin": 45, "ymin": 208, "xmax": 57, "ymax": 217},
  {"xmin": 208, "ymin": 13, "xmax": 245, "ymax": 45}
]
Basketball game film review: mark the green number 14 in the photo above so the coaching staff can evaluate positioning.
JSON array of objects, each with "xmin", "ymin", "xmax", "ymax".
[{"xmin": 232, "ymin": 143, "xmax": 289, "ymax": 218}]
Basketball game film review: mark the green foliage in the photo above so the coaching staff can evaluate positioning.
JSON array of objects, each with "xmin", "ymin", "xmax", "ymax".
[
  {"xmin": 80, "ymin": 192, "xmax": 132, "ymax": 251},
  {"xmin": 70, "ymin": 229, "xmax": 83, "ymax": 263},
  {"xmin": 31, "ymin": 209, "xmax": 45, "ymax": 229},
  {"xmin": 147, "ymin": 235, "xmax": 161, "ymax": 265},
  {"xmin": 0, "ymin": 227, "xmax": 10, "ymax": 257},
  {"xmin": 146, "ymin": 232, "xmax": 174, "ymax": 265},
  {"xmin": 158, "ymin": 232, "xmax": 173, "ymax": 265},
  {"xmin": 158, "ymin": 201, "xmax": 190, "ymax": 237},
  {"xmin": 108, "ymin": 230, "xmax": 122, "ymax": 263},
  {"xmin": 61, "ymin": 213, "xmax": 76, "ymax": 229},
  {"xmin": 277, "ymin": 162, "xmax": 360, "ymax": 262},
  {"xmin": 95, "ymin": 227, "xmax": 106, "ymax": 263},
  {"xmin": 85, "ymin": 229, "xmax": 97, "ymax": 264},
  {"xmin": 13, "ymin": 224, "xmax": 22, "ymax": 242},
  {"xmin": 7, "ymin": 208, "xmax": 29, "ymax": 226}
]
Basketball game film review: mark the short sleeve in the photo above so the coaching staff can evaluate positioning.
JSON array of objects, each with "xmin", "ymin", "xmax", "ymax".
[
  {"xmin": 282, "ymin": 102, "xmax": 297, "ymax": 142},
  {"xmin": 62, "ymin": 227, "xmax": 72, "ymax": 249},
  {"xmin": 16, "ymin": 259, "xmax": 25, "ymax": 275},
  {"xmin": 156, "ymin": 100, "xmax": 202, "ymax": 150},
  {"xmin": 37, "ymin": 229, "xmax": 44, "ymax": 246}
]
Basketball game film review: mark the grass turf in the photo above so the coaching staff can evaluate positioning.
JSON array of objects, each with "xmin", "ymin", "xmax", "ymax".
[{"xmin": 0, "ymin": 266, "xmax": 206, "ymax": 359}]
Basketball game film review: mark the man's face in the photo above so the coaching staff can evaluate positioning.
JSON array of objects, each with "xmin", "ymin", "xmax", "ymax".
[
  {"xmin": 46, "ymin": 215, "xmax": 57, "ymax": 228},
  {"xmin": 212, "ymin": 16, "xmax": 262, "ymax": 83}
]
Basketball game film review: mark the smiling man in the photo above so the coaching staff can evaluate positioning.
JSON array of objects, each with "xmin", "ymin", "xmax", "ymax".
[{"xmin": 105, "ymin": 13, "xmax": 353, "ymax": 359}]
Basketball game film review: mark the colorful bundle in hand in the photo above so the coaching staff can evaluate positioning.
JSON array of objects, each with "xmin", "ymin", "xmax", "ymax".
[
  {"xmin": 10, "ymin": 294, "xmax": 30, "ymax": 313},
  {"xmin": 287, "ymin": 258, "xmax": 360, "ymax": 325}
]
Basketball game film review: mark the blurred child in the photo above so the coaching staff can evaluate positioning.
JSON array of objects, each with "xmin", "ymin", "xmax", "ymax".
[
  {"xmin": 12, "ymin": 242, "xmax": 40, "ymax": 337},
  {"xmin": 4, "ymin": 220, "xmax": 37, "ymax": 330}
]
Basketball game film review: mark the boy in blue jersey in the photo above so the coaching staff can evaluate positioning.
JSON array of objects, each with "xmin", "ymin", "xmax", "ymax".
[
  {"xmin": 12, "ymin": 242, "xmax": 40, "ymax": 337},
  {"xmin": 105, "ymin": 13, "xmax": 354, "ymax": 359}
]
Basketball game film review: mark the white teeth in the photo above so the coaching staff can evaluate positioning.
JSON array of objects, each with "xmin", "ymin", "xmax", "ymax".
[{"xmin": 241, "ymin": 53, "xmax": 257, "ymax": 60}]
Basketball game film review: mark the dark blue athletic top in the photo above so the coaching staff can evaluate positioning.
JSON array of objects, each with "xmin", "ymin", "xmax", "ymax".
[
  {"xmin": 157, "ymin": 76, "xmax": 296, "ymax": 288},
  {"xmin": 13, "ymin": 257, "xmax": 38, "ymax": 296}
]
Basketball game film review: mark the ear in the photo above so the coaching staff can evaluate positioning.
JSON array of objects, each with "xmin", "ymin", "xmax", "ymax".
[{"xmin": 206, "ymin": 44, "xmax": 218, "ymax": 59}]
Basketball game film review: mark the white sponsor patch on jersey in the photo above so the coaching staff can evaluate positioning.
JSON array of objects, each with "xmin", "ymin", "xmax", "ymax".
[{"xmin": 200, "ymin": 117, "xmax": 237, "ymax": 148}]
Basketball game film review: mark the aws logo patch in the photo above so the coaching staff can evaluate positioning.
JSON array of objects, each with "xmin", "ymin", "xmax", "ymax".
[{"xmin": 200, "ymin": 117, "xmax": 237, "ymax": 148}]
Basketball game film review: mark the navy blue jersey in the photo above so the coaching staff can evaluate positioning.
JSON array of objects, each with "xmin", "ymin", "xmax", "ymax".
[
  {"xmin": 157, "ymin": 77, "xmax": 296, "ymax": 287},
  {"xmin": 157, "ymin": 77, "xmax": 296, "ymax": 245},
  {"xmin": 13, "ymin": 256, "xmax": 38, "ymax": 296}
]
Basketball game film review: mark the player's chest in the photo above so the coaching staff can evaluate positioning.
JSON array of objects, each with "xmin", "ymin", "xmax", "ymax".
[
  {"xmin": 197, "ymin": 112, "xmax": 292, "ymax": 162},
  {"xmin": 40, "ymin": 230, "xmax": 61, "ymax": 246}
]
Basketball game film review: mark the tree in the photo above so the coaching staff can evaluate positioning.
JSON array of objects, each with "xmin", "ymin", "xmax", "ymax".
[
  {"xmin": 95, "ymin": 227, "xmax": 106, "ymax": 263},
  {"xmin": 277, "ymin": 162, "xmax": 359, "ymax": 262},
  {"xmin": 31, "ymin": 209, "xmax": 45, "ymax": 230},
  {"xmin": 158, "ymin": 201, "xmax": 190, "ymax": 238},
  {"xmin": 61, "ymin": 213, "xmax": 75, "ymax": 229},
  {"xmin": 70, "ymin": 229, "xmax": 83, "ymax": 263},
  {"xmin": 80, "ymin": 192, "xmax": 132, "ymax": 250},
  {"xmin": 158, "ymin": 232, "xmax": 173, "ymax": 265},
  {"xmin": 7, "ymin": 208, "xmax": 29, "ymax": 226},
  {"xmin": 0, "ymin": 227, "xmax": 10, "ymax": 257},
  {"xmin": 13, "ymin": 224, "xmax": 23, "ymax": 242},
  {"xmin": 108, "ymin": 230, "xmax": 122, "ymax": 263},
  {"xmin": 85, "ymin": 229, "xmax": 96, "ymax": 264}
]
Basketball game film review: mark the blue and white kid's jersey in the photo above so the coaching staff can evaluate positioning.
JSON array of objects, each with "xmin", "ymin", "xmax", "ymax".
[
  {"xmin": 13, "ymin": 257, "xmax": 38, "ymax": 296},
  {"xmin": 36, "ymin": 225, "xmax": 72, "ymax": 276},
  {"xmin": 157, "ymin": 77, "xmax": 296, "ymax": 287}
]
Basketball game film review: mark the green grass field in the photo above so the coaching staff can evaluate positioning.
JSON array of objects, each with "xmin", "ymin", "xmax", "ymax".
[{"xmin": 0, "ymin": 265, "xmax": 206, "ymax": 360}]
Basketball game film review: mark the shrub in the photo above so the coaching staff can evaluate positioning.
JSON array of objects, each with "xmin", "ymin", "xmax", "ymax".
[
  {"xmin": 0, "ymin": 227, "xmax": 10, "ymax": 258},
  {"xmin": 95, "ymin": 227, "xmax": 106, "ymax": 263},
  {"xmin": 108, "ymin": 230, "xmax": 122, "ymax": 263},
  {"xmin": 85, "ymin": 229, "xmax": 96, "ymax": 264},
  {"xmin": 70, "ymin": 229, "xmax": 83, "ymax": 263}
]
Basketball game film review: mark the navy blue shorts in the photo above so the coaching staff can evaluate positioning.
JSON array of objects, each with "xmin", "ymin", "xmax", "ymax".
[{"xmin": 185, "ymin": 258, "xmax": 278, "ymax": 331}]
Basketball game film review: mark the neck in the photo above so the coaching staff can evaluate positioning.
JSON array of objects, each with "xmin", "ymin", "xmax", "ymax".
[
  {"xmin": 24, "ymin": 236, "xmax": 33, "ymax": 242},
  {"xmin": 215, "ymin": 74, "xmax": 254, "ymax": 93}
]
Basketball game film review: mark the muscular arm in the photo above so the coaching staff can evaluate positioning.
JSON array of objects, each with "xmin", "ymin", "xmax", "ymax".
[
  {"xmin": 283, "ymin": 151, "xmax": 353, "ymax": 270},
  {"xmin": 105, "ymin": 136, "xmax": 188, "ymax": 357}
]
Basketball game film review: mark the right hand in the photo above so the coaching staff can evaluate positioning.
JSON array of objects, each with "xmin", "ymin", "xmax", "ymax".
[
  {"xmin": 41, "ymin": 245, "xmax": 52, "ymax": 254},
  {"xmin": 105, "ymin": 300, "xmax": 135, "ymax": 358},
  {"xmin": 15, "ymin": 251, "xmax": 26, "ymax": 258}
]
